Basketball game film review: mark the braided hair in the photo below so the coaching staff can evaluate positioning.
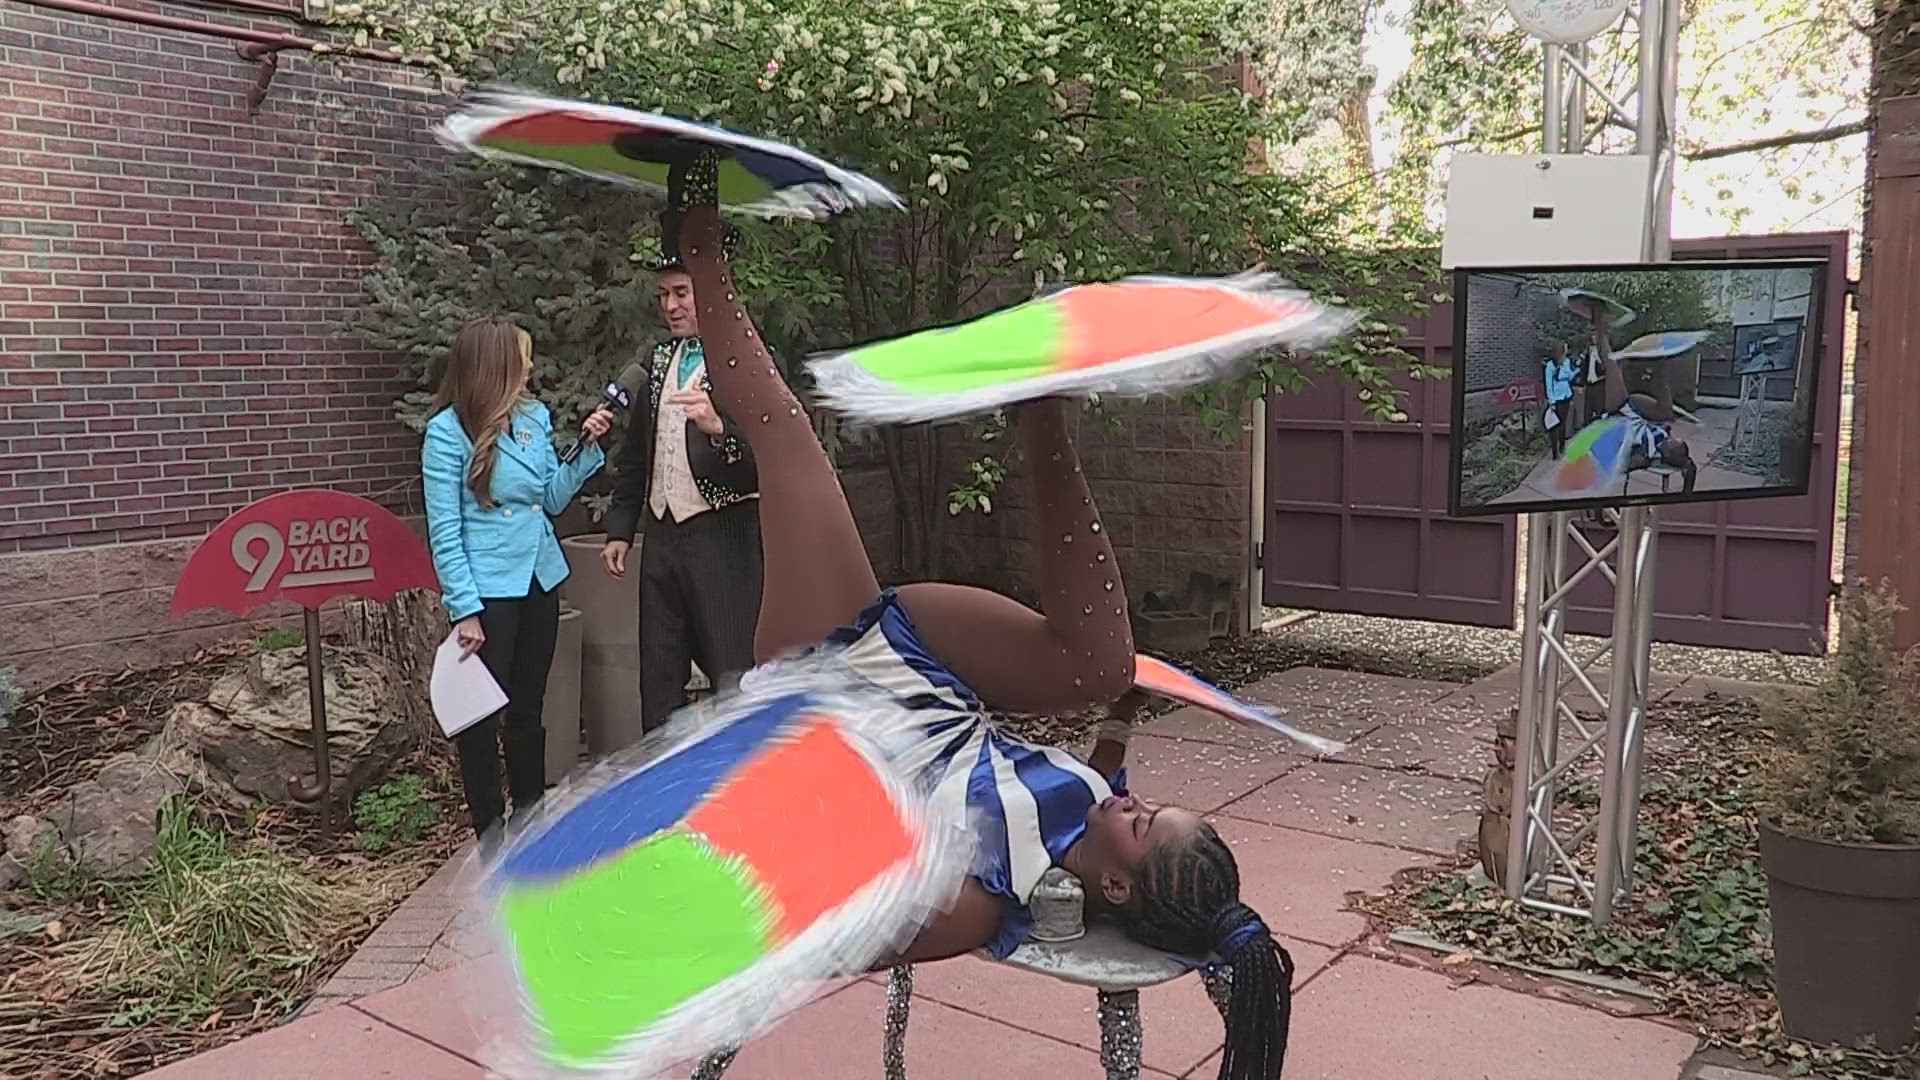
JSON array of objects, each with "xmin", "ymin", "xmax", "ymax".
[{"xmin": 1123, "ymin": 821, "xmax": 1293, "ymax": 1080}]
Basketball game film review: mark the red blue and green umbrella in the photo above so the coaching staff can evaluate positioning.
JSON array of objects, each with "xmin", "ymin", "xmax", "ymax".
[
  {"xmin": 469, "ymin": 674, "xmax": 968, "ymax": 1078},
  {"xmin": 1612, "ymin": 330, "xmax": 1710, "ymax": 360},
  {"xmin": 1560, "ymin": 288, "xmax": 1636, "ymax": 328},
  {"xmin": 437, "ymin": 88, "xmax": 902, "ymax": 220},
  {"xmin": 807, "ymin": 274, "xmax": 1359, "ymax": 425},
  {"xmin": 1548, "ymin": 414, "xmax": 1636, "ymax": 497}
]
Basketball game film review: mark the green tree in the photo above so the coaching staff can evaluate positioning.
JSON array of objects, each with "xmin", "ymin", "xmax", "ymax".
[
  {"xmin": 332, "ymin": 0, "xmax": 1422, "ymax": 574},
  {"xmin": 1371, "ymin": 0, "xmax": 1870, "ymax": 237},
  {"xmin": 1535, "ymin": 269, "xmax": 1725, "ymax": 346}
]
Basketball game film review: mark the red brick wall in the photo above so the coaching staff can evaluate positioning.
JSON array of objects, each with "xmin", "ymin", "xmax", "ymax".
[{"xmin": 0, "ymin": 0, "xmax": 441, "ymax": 685}]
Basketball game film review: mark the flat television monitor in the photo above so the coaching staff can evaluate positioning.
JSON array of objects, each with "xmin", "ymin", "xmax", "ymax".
[{"xmin": 1448, "ymin": 259, "xmax": 1827, "ymax": 517}]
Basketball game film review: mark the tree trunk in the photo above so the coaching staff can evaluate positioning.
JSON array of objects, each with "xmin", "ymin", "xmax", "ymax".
[{"xmin": 337, "ymin": 589, "xmax": 446, "ymax": 743}]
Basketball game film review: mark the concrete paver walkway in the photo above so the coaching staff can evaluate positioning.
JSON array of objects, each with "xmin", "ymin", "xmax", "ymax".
[{"xmin": 138, "ymin": 664, "xmax": 1741, "ymax": 1080}]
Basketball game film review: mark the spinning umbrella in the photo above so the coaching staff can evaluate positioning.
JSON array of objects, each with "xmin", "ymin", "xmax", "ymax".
[
  {"xmin": 437, "ymin": 88, "xmax": 903, "ymax": 220},
  {"xmin": 1560, "ymin": 288, "xmax": 1636, "ymax": 328},
  {"xmin": 467, "ymin": 668, "xmax": 970, "ymax": 1079},
  {"xmin": 1547, "ymin": 414, "xmax": 1635, "ymax": 497},
  {"xmin": 1133, "ymin": 653, "xmax": 1346, "ymax": 755},
  {"xmin": 1612, "ymin": 330, "xmax": 1710, "ymax": 360},
  {"xmin": 807, "ymin": 274, "xmax": 1359, "ymax": 425}
]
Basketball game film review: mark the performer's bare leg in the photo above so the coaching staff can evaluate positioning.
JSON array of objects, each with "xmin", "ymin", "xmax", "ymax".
[
  {"xmin": 895, "ymin": 402, "xmax": 1136, "ymax": 715},
  {"xmin": 675, "ymin": 154, "xmax": 1131, "ymax": 714},
  {"xmin": 1597, "ymin": 331, "xmax": 1628, "ymax": 414},
  {"xmin": 679, "ymin": 201, "xmax": 880, "ymax": 662}
]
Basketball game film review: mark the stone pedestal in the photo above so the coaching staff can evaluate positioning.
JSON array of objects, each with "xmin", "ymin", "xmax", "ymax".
[
  {"xmin": 543, "ymin": 603, "xmax": 583, "ymax": 785},
  {"xmin": 559, "ymin": 533, "xmax": 643, "ymax": 755}
]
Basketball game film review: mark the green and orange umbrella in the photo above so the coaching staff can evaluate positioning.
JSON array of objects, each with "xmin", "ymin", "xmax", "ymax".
[{"xmin": 807, "ymin": 274, "xmax": 1360, "ymax": 425}]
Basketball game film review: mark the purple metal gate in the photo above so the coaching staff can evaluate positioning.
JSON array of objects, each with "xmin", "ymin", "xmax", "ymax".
[
  {"xmin": 1262, "ymin": 300, "xmax": 1520, "ymax": 626},
  {"xmin": 1264, "ymin": 231, "xmax": 1847, "ymax": 654},
  {"xmin": 1561, "ymin": 232, "xmax": 1849, "ymax": 654}
]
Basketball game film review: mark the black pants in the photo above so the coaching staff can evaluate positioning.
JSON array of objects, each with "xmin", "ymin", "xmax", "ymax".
[
  {"xmin": 1546, "ymin": 400, "xmax": 1569, "ymax": 457},
  {"xmin": 640, "ymin": 500, "xmax": 762, "ymax": 731},
  {"xmin": 456, "ymin": 579, "xmax": 559, "ymax": 839}
]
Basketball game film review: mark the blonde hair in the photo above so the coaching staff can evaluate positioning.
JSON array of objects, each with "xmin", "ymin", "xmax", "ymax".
[{"xmin": 435, "ymin": 317, "xmax": 532, "ymax": 509}]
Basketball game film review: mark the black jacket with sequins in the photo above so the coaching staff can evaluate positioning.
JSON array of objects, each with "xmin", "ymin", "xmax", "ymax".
[{"xmin": 602, "ymin": 338, "xmax": 760, "ymax": 543}]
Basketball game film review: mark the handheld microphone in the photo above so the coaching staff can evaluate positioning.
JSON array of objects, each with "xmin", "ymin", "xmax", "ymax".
[{"xmin": 561, "ymin": 361, "xmax": 649, "ymax": 464}]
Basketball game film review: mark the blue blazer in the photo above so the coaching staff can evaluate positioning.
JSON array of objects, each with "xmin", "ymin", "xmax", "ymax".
[{"xmin": 422, "ymin": 400, "xmax": 605, "ymax": 624}]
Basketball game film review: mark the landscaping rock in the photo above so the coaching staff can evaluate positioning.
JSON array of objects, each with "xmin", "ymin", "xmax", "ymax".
[
  {"xmin": 48, "ymin": 753, "xmax": 186, "ymax": 879},
  {"xmin": 146, "ymin": 645, "xmax": 414, "ymax": 811},
  {"xmin": 0, "ymin": 814, "xmax": 59, "ymax": 890}
]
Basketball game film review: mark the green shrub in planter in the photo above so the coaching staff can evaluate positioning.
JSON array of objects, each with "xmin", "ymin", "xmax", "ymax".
[{"xmin": 1751, "ymin": 582, "xmax": 1920, "ymax": 1050}]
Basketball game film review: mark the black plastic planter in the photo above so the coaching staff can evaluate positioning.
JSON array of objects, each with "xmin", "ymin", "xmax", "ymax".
[{"xmin": 1758, "ymin": 823, "xmax": 1920, "ymax": 1050}]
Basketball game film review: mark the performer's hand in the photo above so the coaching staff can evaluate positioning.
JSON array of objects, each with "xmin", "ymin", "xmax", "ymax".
[
  {"xmin": 1109, "ymin": 688, "xmax": 1152, "ymax": 724},
  {"xmin": 581, "ymin": 405, "xmax": 614, "ymax": 445},
  {"xmin": 668, "ymin": 390, "xmax": 725, "ymax": 437},
  {"xmin": 601, "ymin": 540, "xmax": 630, "ymax": 579},
  {"xmin": 455, "ymin": 615, "xmax": 486, "ymax": 658}
]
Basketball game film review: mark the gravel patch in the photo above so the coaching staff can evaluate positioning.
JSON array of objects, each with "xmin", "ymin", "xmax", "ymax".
[
  {"xmin": 997, "ymin": 608, "xmax": 1818, "ymax": 745},
  {"xmin": 1274, "ymin": 612, "xmax": 1823, "ymax": 687}
]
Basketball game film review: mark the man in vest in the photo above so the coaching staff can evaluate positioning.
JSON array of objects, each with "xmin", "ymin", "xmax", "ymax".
[{"xmin": 601, "ymin": 215, "xmax": 765, "ymax": 731}]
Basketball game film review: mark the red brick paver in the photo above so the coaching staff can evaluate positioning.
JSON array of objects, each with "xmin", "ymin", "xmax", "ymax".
[{"xmin": 136, "ymin": 666, "xmax": 1729, "ymax": 1080}]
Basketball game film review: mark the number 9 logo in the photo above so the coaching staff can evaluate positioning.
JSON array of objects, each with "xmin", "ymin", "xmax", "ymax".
[{"xmin": 231, "ymin": 521, "xmax": 285, "ymax": 593}]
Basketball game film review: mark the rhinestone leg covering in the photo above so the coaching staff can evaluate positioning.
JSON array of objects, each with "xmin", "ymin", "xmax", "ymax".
[
  {"xmin": 884, "ymin": 965, "xmax": 914, "ymax": 1080},
  {"xmin": 1096, "ymin": 989, "xmax": 1143, "ymax": 1080},
  {"xmin": 690, "ymin": 1046, "xmax": 738, "ymax": 1080},
  {"xmin": 1200, "ymin": 965, "xmax": 1235, "ymax": 1019}
]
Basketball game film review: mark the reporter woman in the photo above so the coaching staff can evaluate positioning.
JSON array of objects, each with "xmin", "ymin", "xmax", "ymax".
[{"xmin": 422, "ymin": 317, "xmax": 613, "ymax": 840}]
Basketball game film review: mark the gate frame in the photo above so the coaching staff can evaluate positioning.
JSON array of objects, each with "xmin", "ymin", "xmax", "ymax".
[{"xmin": 1258, "ymin": 299, "xmax": 1520, "ymax": 627}]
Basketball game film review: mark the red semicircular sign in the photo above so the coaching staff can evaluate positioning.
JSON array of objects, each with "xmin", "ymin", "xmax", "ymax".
[{"xmin": 170, "ymin": 489, "xmax": 439, "ymax": 619}]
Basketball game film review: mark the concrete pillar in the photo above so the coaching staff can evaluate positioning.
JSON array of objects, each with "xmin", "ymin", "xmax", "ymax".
[{"xmin": 543, "ymin": 602, "xmax": 583, "ymax": 786}]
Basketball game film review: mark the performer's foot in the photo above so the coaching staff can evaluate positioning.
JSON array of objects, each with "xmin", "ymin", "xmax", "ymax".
[
  {"xmin": 661, "ymin": 149, "xmax": 734, "ymax": 267},
  {"xmin": 668, "ymin": 147, "xmax": 723, "ymax": 212}
]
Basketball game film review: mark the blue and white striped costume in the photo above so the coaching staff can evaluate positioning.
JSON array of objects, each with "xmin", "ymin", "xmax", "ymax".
[
  {"xmin": 822, "ymin": 589, "xmax": 1125, "ymax": 959},
  {"xmin": 1616, "ymin": 399, "xmax": 1670, "ymax": 460}
]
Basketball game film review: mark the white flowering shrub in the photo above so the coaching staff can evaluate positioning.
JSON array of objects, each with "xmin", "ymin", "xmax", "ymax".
[{"xmin": 331, "ymin": 0, "xmax": 1426, "ymax": 571}]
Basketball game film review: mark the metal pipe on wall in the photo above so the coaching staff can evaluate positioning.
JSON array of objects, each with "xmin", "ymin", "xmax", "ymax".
[
  {"xmin": 1246, "ymin": 396, "xmax": 1266, "ymax": 633},
  {"xmin": 165, "ymin": 0, "xmax": 305, "ymax": 19},
  {"xmin": 12, "ymin": 0, "xmax": 414, "ymax": 65}
]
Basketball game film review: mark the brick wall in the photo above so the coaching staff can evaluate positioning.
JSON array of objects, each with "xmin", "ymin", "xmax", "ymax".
[
  {"xmin": 0, "ymin": 0, "xmax": 442, "ymax": 686},
  {"xmin": 1461, "ymin": 272, "xmax": 1557, "ymax": 394}
]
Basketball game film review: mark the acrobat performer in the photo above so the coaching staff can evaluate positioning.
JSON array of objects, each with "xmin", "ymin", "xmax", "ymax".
[
  {"xmin": 665, "ymin": 149, "xmax": 1296, "ymax": 1080},
  {"xmin": 1567, "ymin": 296, "xmax": 1698, "ymax": 494}
]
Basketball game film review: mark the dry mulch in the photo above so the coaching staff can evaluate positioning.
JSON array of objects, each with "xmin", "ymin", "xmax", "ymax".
[{"xmin": 0, "ymin": 644, "xmax": 466, "ymax": 1079}]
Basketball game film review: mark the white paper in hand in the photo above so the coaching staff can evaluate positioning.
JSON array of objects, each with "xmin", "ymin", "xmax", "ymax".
[{"xmin": 431, "ymin": 630, "xmax": 507, "ymax": 738}]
